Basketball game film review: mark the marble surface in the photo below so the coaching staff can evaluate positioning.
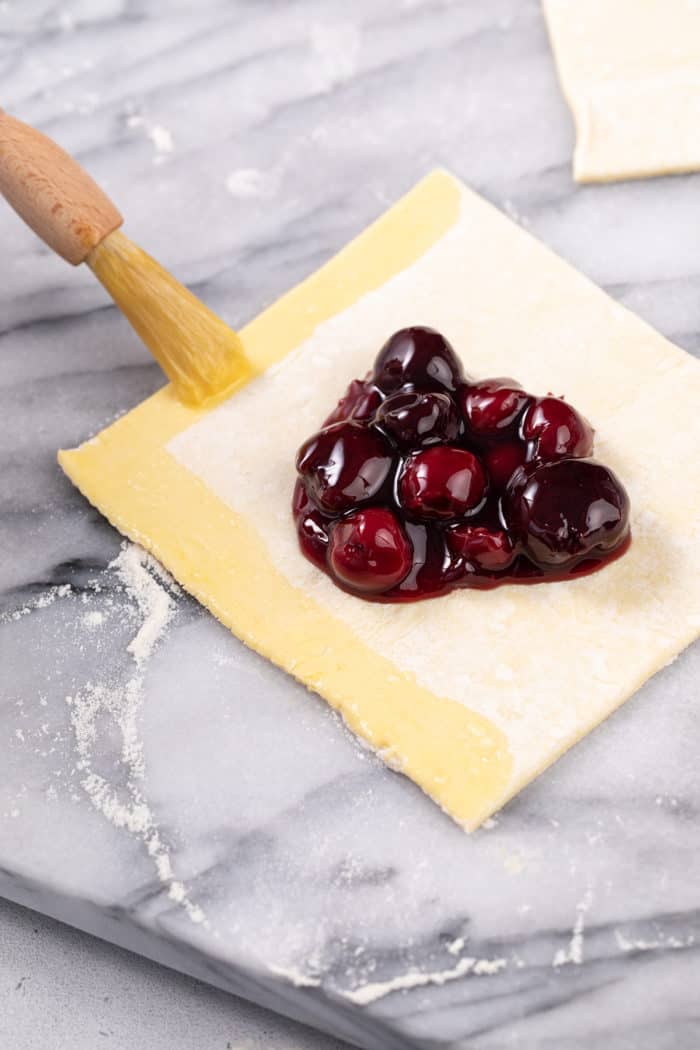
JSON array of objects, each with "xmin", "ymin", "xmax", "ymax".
[{"xmin": 1, "ymin": 2, "xmax": 700, "ymax": 1048}]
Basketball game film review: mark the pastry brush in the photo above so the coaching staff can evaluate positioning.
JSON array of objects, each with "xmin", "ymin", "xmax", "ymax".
[{"xmin": 0, "ymin": 108, "xmax": 251, "ymax": 404}]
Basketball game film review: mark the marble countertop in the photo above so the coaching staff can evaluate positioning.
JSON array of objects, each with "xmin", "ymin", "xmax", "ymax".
[{"xmin": 1, "ymin": 2, "xmax": 699, "ymax": 1048}]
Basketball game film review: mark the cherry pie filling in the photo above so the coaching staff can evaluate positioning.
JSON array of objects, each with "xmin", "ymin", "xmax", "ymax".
[{"xmin": 293, "ymin": 327, "xmax": 631, "ymax": 601}]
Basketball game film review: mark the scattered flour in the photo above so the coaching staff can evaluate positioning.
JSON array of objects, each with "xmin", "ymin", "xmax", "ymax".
[
  {"xmin": 269, "ymin": 930, "xmax": 507, "ymax": 1003},
  {"xmin": 65, "ymin": 543, "xmax": 205, "ymax": 927},
  {"xmin": 225, "ymin": 168, "xmax": 276, "ymax": 199},
  {"xmin": 615, "ymin": 929, "xmax": 695, "ymax": 953},
  {"xmin": 338, "ymin": 954, "xmax": 507, "ymax": 1006},
  {"xmin": 3, "ymin": 583, "xmax": 72, "ymax": 623},
  {"xmin": 553, "ymin": 888, "xmax": 594, "ymax": 967},
  {"xmin": 504, "ymin": 851, "xmax": 526, "ymax": 875},
  {"xmin": 126, "ymin": 113, "xmax": 175, "ymax": 162},
  {"xmin": 269, "ymin": 965, "xmax": 322, "ymax": 989},
  {"xmin": 309, "ymin": 21, "xmax": 361, "ymax": 91},
  {"xmin": 149, "ymin": 124, "xmax": 174, "ymax": 155},
  {"xmin": 113, "ymin": 543, "xmax": 174, "ymax": 665}
]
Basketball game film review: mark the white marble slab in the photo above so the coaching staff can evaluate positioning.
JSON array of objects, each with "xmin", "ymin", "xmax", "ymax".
[{"xmin": 1, "ymin": 2, "xmax": 699, "ymax": 1048}]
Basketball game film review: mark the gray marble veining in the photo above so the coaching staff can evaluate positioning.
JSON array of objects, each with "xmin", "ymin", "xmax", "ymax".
[{"xmin": 1, "ymin": 2, "xmax": 699, "ymax": 1048}]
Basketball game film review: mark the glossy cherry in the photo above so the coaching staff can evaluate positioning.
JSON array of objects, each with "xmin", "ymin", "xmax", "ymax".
[
  {"xmin": 293, "ymin": 480, "xmax": 330, "ymax": 568},
  {"xmin": 484, "ymin": 441, "xmax": 527, "ymax": 489},
  {"xmin": 373, "ymin": 327, "xmax": 464, "ymax": 394},
  {"xmin": 522, "ymin": 397, "xmax": 594, "ymax": 461},
  {"xmin": 324, "ymin": 377, "xmax": 382, "ymax": 427},
  {"xmin": 399, "ymin": 447, "xmax": 487, "ymax": 520},
  {"xmin": 375, "ymin": 390, "xmax": 460, "ymax": 448},
  {"xmin": 461, "ymin": 378, "xmax": 530, "ymax": 436},
  {"xmin": 293, "ymin": 328, "xmax": 631, "ymax": 600},
  {"xmin": 505, "ymin": 458, "xmax": 629, "ymax": 566},
  {"xmin": 298, "ymin": 510, "xmax": 330, "ymax": 568},
  {"xmin": 329, "ymin": 509, "xmax": 412, "ymax": 593},
  {"xmin": 400, "ymin": 522, "xmax": 464, "ymax": 596},
  {"xmin": 292, "ymin": 477, "xmax": 311, "ymax": 517},
  {"xmin": 296, "ymin": 420, "xmax": 395, "ymax": 514},
  {"xmin": 446, "ymin": 525, "xmax": 515, "ymax": 571}
]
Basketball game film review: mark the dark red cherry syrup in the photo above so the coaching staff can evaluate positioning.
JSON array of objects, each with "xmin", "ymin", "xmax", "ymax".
[{"xmin": 293, "ymin": 327, "xmax": 631, "ymax": 601}]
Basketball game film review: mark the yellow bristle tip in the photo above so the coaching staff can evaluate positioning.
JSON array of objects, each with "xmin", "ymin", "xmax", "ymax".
[{"xmin": 87, "ymin": 230, "xmax": 252, "ymax": 405}]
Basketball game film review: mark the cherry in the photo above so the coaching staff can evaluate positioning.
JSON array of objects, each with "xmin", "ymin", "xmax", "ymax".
[
  {"xmin": 399, "ymin": 446, "xmax": 487, "ymax": 520},
  {"xmin": 373, "ymin": 327, "xmax": 464, "ymax": 394},
  {"xmin": 298, "ymin": 510, "xmax": 330, "ymax": 569},
  {"xmin": 446, "ymin": 525, "xmax": 515, "ymax": 571},
  {"xmin": 522, "ymin": 397, "xmax": 594, "ymax": 461},
  {"xmin": 292, "ymin": 477, "xmax": 311, "ymax": 518},
  {"xmin": 484, "ymin": 441, "xmax": 527, "ymax": 489},
  {"xmin": 293, "ymin": 480, "xmax": 330, "ymax": 568},
  {"xmin": 461, "ymin": 378, "xmax": 530, "ymax": 435},
  {"xmin": 323, "ymin": 377, "xmax": 382, "ymax": 427},
  {"xmin": 375, "ymin": 390, "xmax": 460, "ymax": 448},
  {"xmin": 504, "ymin": 458, "xmax": 630, "ymax": 567},
  {"xmin": 329, "ymin": 508, "xmax": 412, "ymax": 593},
  {"xmin": 400, "ymin": 522, "xmax": 463, "ymax": 595},
  {"xmin": 296, "ymin": 421, "xmax": 394, "ymax": 514}
]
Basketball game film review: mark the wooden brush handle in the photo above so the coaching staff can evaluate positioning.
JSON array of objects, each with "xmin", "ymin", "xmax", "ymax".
[{"xmin": 0, "ymin": 108, "xmax": 123, "ymax": 264}]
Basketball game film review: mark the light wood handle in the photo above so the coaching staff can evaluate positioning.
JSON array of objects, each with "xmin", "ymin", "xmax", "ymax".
[{"xmin": 0, "ymin": 108, "xmax": 123, "ymax": 264}]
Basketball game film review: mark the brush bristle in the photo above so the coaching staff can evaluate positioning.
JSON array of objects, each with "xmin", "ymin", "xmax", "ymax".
[{"xmin": 87, "ymin": 230, "xmax": 251, "ymax": 405}]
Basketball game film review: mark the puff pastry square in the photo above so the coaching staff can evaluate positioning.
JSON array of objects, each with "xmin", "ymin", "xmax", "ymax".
[
  {"xmin": 60, "ymin": 172, "xmax": 700, "ymax": 829},
  {"xmin": 544, "ymin": 0, "xmax": 700, "ymax": 182}
]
